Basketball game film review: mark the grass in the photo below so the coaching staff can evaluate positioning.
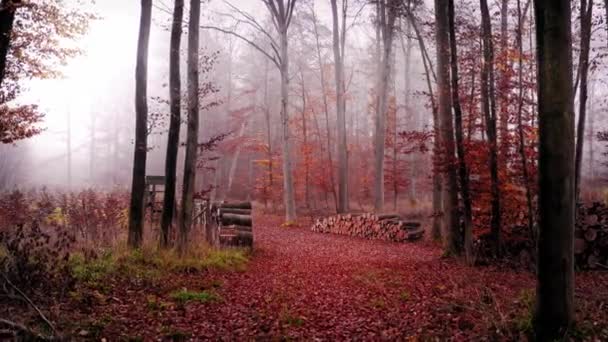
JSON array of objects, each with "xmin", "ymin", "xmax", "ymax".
[
  {"xmin": 69, "ymin": 246, "xmax": 250, "ymax": 284},
  {"xmin": 514, "ymin": 289, "xmax": 535, "ymax": 334},
  {"xmin": 170, "ymin": 289, "xmax": 220, "ymax": 304}
]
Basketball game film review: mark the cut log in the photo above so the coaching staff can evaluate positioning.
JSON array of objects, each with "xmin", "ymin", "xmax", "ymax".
[
  {"xmin": 219, "ymin": 201, "xmax": 252, "ymax": 210},
  {"xmin": 221, "ymin": 214, "xmax": 252, "ymax": 227},
  {"xmin": 407, "ymin": 227, "xmax": 425, "ymax": 241},
  {"xmin": 377, "ymin": 213, "xmax": 401, "ymax": 220},
  {"xmin": 219, "ymin": 208, "xmax": 252, "ymax": 216}
]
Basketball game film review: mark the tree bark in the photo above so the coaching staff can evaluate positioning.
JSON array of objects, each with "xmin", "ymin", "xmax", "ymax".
[
  {"xmin": 435, "ymin": 0, "xmax": 458, "ymax": 248},
  {"xmin": 533, "ymin": 0, "xmax": 575, "ymax": 339},
  {"xmin": 128, "ymin": 0, "xmax": 152, "ymax": 249},
  {"xmin": 0, "ymin": 0, "xmax": 20, "ymax": 88},
  {"xmin": 480, "ymin": 0, "xmax": 502, "ymax": 257},
  {"xmin": 160, "ymin": 0, "xmax": 184, "ymax": 249},
  {"xmin": 448, "ymin": 0, "xmax": 471, "ymax": 260},
  {"xmin": 575, "ymin": 0, "xmax": 593, "ymax": 201},
  {"xmin": 516, "ymin": 0, "xmax": 534, "ymax": 240},
  {"xmin": 178, "ymin": 0, "xmax": 200, "ymax": 255},
  {"xmin": 373, "ymin": 0, "xmax": 397, "ymax": 212},
  {"xmin": 279, "ymin": 19, "xmax": 297, "ymax": 222},
  {"xmin": 331, "ymin": 0, "xmax": 349, "ymax": 213}
]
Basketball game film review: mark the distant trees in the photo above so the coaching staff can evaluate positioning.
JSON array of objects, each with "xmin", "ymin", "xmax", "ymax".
[
  {"xmin": 178, "ymin": 0, "xmax": 201, "ymax": 255},
  {"xmin": 128, "ymin": 0, "xmax": 152, "ymax": 248},
  {"xmin": 160, "ymin": 0, "xmax": 184, "ymax": 249},
  {"xmin": 533, "ymin": 0, "xmax": 576, "ymax": 340}
]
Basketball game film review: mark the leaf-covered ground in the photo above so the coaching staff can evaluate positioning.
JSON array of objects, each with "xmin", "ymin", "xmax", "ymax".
[{"xmin": 62, "ymin": 216, "xmax": 608, "ymax": 340}]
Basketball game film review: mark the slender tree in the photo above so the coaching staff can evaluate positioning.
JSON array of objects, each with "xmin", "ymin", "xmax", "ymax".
[
  {"xmin": 178, "ymin": 0, "xmax": 201, "ymax": 255},
  {"xmin": 448, "ymin": 0, "xmax": 471, "ymax": 260},
  {"xmin": 330, "ymin": 0, "xmax": 349, "ymax": 213},
  {"xmin": 480, "ymin": 0, "xmax": 501, "ymax": 256},
  {"xmin": 434, "ymin": 0, "xmax": 459, "ymax": 248},
  {"xmin": 160, "ymin": 0, "xmax": 184, "ymax": 249},
  {"xmin": 373, "ymin": 0, "xmax": 398, "ymax": 211},
  {"xmin": 575, "ymin": 0, "xmax": 594, "ymax": 201},
  {"xmin": 128, "ymin": 0, "xmax": 152, "ymax": 248},
  {"xmin": 533, "ymin": 0, "xmax": 575, "ymax": 339}
]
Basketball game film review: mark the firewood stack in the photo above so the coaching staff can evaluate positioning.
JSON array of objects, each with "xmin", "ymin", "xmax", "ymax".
[
  {"xmin": 311, "ymin": 213, "xmax": 424, "ymax": 242},
  {"xmin": 576, "ymin": 202, "xmax": 608, "ymax": 270},
  {"xmin": 216, "ymin": 201, "xmax": 253, "ymax": 249}
]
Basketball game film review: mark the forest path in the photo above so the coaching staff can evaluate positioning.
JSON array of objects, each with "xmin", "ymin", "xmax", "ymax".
[{"xmin": 164, "ymin": 215, "xmax": 538, "ymax": 340}]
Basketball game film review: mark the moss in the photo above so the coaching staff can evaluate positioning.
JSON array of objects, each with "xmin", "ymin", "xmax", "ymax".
[
  {"xmin": 513, "ymin": 289, "xmax": 535, "ymax": 334},
  {"xmin": 399, "ymin": 291, "xmax": 410, "ymax": 302},
  {"xmin": 170, "ymin": 289, "xmax": 220, "ymax": 304}
]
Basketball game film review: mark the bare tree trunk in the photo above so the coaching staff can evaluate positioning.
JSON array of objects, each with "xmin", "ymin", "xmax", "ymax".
[
  {"xmin": 588, "ymin": 77, "xmax": 595, "ymax": 180},
  {"xmin": 226, "ymin": 120, "xmax": 248, "ymax": 198},
  {"xmin": 279, "ymin": 25, "xmax": 297, "ymax": 222},
  {"xmin": 435, "ymin": 0, "xmax": 458, "ymax": 248},
  {"xmin": 66, "ymin": 107, "xmax": 72, "ymax": 190},
  {"xmin": 533, "ymin": 0, "xmax": 575, "ymax": 339},
  {"xmin": 498, "ymin": 0, "xmax": 509, "ymax": 161},
  {"xmin": 575, "ymin": 0, "xmax": 593, "ymax": 201},
  {"xmin": 373, "ymin": 0, "xmax": 397, "ymax": 212},
  {"xmin": 331, "ymin": 0, "xmax": 348, "ymax": 213},
  {"xmin": 516, "ymin": 0, "xmax": 534, "ymax": 240},
  {"xmin": 299, "ymin": 72, "xmax": 311, "ymax": 209},
  {"xmin": 128, "ymin": 0, "xmax": 152, "ymax": 249},
  {"xmin": 406, "ymin": 8, "xmax": 443, "ymax": 239},
  {"xmin": 178, "ymin": 0, "xmax": 200, "ymax": 255},
  {"xmin": 480, "ymin": 0, "xmax": 501, "ymax": 257},
  {"xmin": 160, "ymin": 0, "xmax": 183, "ymax": 249},
  {"xmin": 448, "ymin": 0, "xmax": 471, "ymax": 260}
]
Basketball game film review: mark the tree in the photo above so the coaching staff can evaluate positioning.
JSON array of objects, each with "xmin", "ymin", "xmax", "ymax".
[
  {"xmin": 448, "ymin": 0, "xmax": 472, "ymax": 261},
  {"xmin": 330, "ymin": 0, "xmax": 348, "ymax": 213},
  {"xmin": 574, "ymin": 0, "xmax": 594, "ymax": 201},
  {"xmin": 533, "ymin": 0, "xmax": 575, "ymax": 339},
  {"xmin": 0, "ymin": 1, "xmax": 90, "ymax": 145},
  {"xmin": 179, "ymin": 0, "xmax": 201, "ymax": 255},
  {"xmin": 0, "ymin": 0, "xmax": 21, "ymax": 88},
  {"xmin": 434, "ymin": 0, "xmax": 459, "ymax": 249},
  {"xmin": 373, "ymin": 0, "xmax": 398, "ymax": 212},
  {"xmin": 480, "ymin": 0, "xmax": 501, "ymax": 256},
  {"xmin": 160, "ymin": 0, "xmax": 184, "ymax": 249},
  {"xmin": 128, "ymin": 0, "xmax": 152, "ymax": 249}
]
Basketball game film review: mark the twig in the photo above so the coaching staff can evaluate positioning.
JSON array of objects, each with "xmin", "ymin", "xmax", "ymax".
[
  {"xmin": 0, "ymin": 318, "xmax": 46, "ymax": 340},
  {"xmin": 0, "ymin": 273, "xmax": 56, "ymax": 335}
]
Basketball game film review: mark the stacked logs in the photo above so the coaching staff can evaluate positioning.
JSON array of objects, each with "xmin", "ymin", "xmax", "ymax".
[
  {"xmin": 311, "ymin": 213, "xmax": 424, "ymax": 242},
  {"xmin": 576, "ymin": 202, "xmax": 608, "ymax": 270},
  {"xmin": 217, "ymin": 201, "xmax": 253, "ymax": 249}
]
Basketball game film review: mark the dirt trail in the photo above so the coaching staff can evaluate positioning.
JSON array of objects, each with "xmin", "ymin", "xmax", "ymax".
[{"xmin": 87, "ymin": 216, "xmax": 607, "ymax": 340}]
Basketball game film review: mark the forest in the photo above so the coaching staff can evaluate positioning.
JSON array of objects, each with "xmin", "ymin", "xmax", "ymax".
[{"xmin": 0, "ymin": 0, "xmax": 607, "ymax": 340}]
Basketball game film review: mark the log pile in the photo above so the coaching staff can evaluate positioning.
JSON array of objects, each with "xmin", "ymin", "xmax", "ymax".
[
  {"xmin": 217, "ymin": 201, "xmax": 253, "ymax": 249},
  {"xmin": 576, "ymin": 202, "xmax": 608, "ymax": 270},
  {"xmin": 311, "ymin": 213, "xmax": 424, "ymax": 242}
]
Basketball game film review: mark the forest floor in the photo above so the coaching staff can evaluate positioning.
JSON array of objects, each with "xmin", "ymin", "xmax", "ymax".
[{"xmin": 39, "ymin": 216, "xmax": 608, "ymax": 340}]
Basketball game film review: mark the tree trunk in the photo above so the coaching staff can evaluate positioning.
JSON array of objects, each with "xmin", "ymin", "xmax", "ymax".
[
  {"xmin": 262, "ymin": 59, "xmax": 273, "ymax": 209},
  {"xmin": 533, "ymin": 0, "xmax": 575, "ymax": 339},
  {"xmin": 575, "ymin": 0, "xmax": 593, "ymax": 201},
  {"xmin": 516, "ymin": 0, "xmax": 534, "ymax": 240},
  {"xmin": 480, "ymin": 0, "xmax": 501, "ymax": 257},
  {"xmin": 0, "ymin": 0, "xmax": 20, "ymax": 88},
  {"xmin": 160, "ymin": 0, "xmax": 183, "ymax": 249},
  {"xmin": 128, "ymin": 0, "xmax": 152, "ymax": 249},
  {"xmin": 331, "ymin": 0, "xmax": 348, "ymax": 213},
  {"xmin": 279, "ymin": 25, "xmax": 297, "ymax": 222},
  {"xmin": 448, "ymin": 0, "xmax": 471, "ymax": 260},
  {"xmin": 435, "ymin": 0, "xmax": 458, "ymax": 248},
  {"xmin": 498, "ymin": 0, "xmax": 509, "ymax": 161},
  {"xmin": 374, "ymin": 0, "xmax": 397, "ymax": 212},
  {"xmin": 178, "ymin": 0, "xmax": 200, "ymax": 255},
  {"xmin": 407, "ymin": 8, "xmax": 443, "ymax": 239}
]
